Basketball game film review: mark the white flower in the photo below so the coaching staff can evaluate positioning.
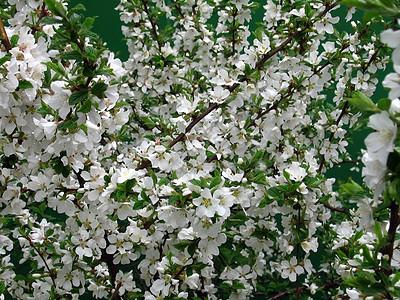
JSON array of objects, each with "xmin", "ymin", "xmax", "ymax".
[
  {"xmin": 211, "ymin": 86, "xmax": 230, "ymax": 103},
  {"xmin": 285, "ymin": 162, "xmax": 307, "ymax": 182},
  {"xmin": 280, "ymin": 257, "xmax": 304, "ymax": 282},
  {"xmin": 365, "ymin": 111, "xmax": 397, "ymax": 163}
]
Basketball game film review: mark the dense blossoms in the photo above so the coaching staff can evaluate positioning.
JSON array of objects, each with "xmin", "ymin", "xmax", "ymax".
[{"xmin": 0, "ymin": 0, "xmax": 399, "ymax": 299}]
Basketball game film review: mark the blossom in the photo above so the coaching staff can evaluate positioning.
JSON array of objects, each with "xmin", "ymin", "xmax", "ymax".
[
  {"xmin": 364, "ymin": 111, "xmax": 397, "ymax": 163},
  {"xmin": 280, "ymin": 257, "xmax": 304, "ymax": 282},
  {"xmin": 285, "ymin": 162, "xmax": 307, "ymax": 182}
]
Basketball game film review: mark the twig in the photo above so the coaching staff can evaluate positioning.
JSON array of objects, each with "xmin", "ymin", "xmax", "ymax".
[
  {"xmin": 0, "ymin": 15, "xmax": 11, "ymax": 51},
  {"xmin": 322, "ymin": 202, "xmax": 350, "ymax": 215},
  {"xmin": 141, "ymin": 0, "xmax": 162, "ymax": 51},
  {"xmin": 25, "ymin": 235, "xmax": 57, "ymax": 288}
]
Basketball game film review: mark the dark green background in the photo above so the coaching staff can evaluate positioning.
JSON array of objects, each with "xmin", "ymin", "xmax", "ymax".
[{"xmin": 69, "ymin": 0, "xmax": 129, "ymax": 60}]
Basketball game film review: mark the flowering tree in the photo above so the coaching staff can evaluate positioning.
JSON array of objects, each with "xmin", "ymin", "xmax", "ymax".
[{"xmin": 0, "ymin": 0, "xmax": 399, "ymax": 298}]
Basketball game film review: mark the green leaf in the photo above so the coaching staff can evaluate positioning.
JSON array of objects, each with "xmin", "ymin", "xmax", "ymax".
[
  {"xmin": 44, "ymin": 61, "xmax": 67, "ymax": 77},
  {"xmin": 210, "ymin": 176, "xmax": 222, "ymax": 188},
  {"xmin": 374, "ymin": 221, "xmax": 383, "ymax": 242},
  {"xmin": 44, "ymin": 0, "xmax": 67, "ymax": 18},
  {"xmin": 10, "ymin": 35, "xmax": 19, "ymax": 47},
  {"xmin": 133, "ymin": 200, "xmax": 147, "ymax": 210},
  {"xmin": 57, "ymin": 119, "xmax": 77, "ymax": 131},
  {"xmin": 341, "ymin": 179, "xmax": 364, "ymax": 195},
  {"xmin": 347, "ymin": 91, "xmax": 380, "ymax": 113},
  {"xmin": 61, "ymin": 50, "xmax": 82, "ymax": 60},
  {"xmin": 173, "ymin": 240, "xmax": 193, "ymax": 251},
  {"xmin": 116, "ymin": 189, "xmax": 126, "ymax": 201},
  {"xmin": 378, "ymin": 98, "xmax": 392, "ymax": 111},
  {"xmin": 18, "ymin": 80, "xmax": 33, "ymax": 90},
  {"xmin": 0, "ymin": 281, "xmax": 5, "ymax": 294},
  {"xmin": 253, "ymin": 27, "xmax": 264, "ymax": 42},
  {"xmin": 40, "ymin": 16, "xmax": 62, "ymax": 25},
  {"xmin": 69, "ymin": 91, "xmax": 88, "ymax": 105},
  {"xmin": 231, "ymin": 283, "xmax": 245, "ymax": 290},
  {"xmin": 268, "ymin": 187, "xmax": 280, "ymax": 198},
  {"xmin": 68, "ymin": 3, "xmax": 86, "ymax": 17},
  {"xmin": 0, "ymin": 55, "xmax": 10, "ymax": 66},
  {"xmin": 77, "ymin": 99, "xmax": 92, "ymax": 113},
  {"xmin": 91, "ymin": 81, "xmax": 108, "ymax": 97},
  {"xmin": 83, "ymin": 17, "xmax": 96, "ymax": 30},
  {"xmin": 125, "ymin": 179, "xmax": 136, "ymax": 191}
]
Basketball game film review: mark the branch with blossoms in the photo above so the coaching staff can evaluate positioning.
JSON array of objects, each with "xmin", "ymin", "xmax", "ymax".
[{"xmin": 0, "ymin": 0, "xmax": 398, "ymax": 299}]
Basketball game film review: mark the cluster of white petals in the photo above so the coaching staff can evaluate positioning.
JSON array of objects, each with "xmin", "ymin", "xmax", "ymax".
[{"xmin": 0, "ymin": 0, "xmax": 398, "ymax": 299}]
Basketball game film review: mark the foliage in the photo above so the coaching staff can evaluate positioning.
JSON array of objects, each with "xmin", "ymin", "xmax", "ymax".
[{"xmin": 0, "ymin": 0, "xmax": 398, "ymax": 299}]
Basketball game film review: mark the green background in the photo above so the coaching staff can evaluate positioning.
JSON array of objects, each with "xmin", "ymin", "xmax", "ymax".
[{"xmin": 69, "ymin": 0, "xmax": 129, "ymax": 60}]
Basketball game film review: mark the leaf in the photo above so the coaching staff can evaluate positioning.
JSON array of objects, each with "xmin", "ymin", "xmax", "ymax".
[
  {"xmin": 44, "ymin": 61, "xmax": 67, "ymax": 77},
  {"xmin": 91, "ymin": 81, "xmax": 108, "ymax": 97},
  {"xmin": 44, "ymin": 0, "xmax": 67, "ymax": 18},
  {"xmin": 61, "ymin": 50, "xmax": 82, "ymax": 60},
  {"xmin": 210, "ymin": 176, "xmax": 222, "ymax": 188},
  {"xmin": 125, "ymin": 179, "xmax": 136, "ymax": 191},
  {"xmin": 341, "ymin": 179, "xmax": 364, "ymax": 195},
  {"xmin": 231, "ymin": 283, "xmax": 245, "ymax": 290},
  {"xmin": 133, "ymin": 200, "xmax": 147, "ymax": 210},
  {"xmin": 268, "ymin": 187, "xmax": 280, "ymax": 198},
  {"xmin": 10, "ymin": 35, "xmax": 19, "ymax": 47},
  {"xmin": 173, "ymin": 240, "xmax": 192, "ymax": 251},
  {"xmin": 18, "ymin": 80, "xmax": 33, "ymax": 90},
  {"xmin": 378, "ymin": 98, "xmax": 391, "ymax": 111},
  {"xmin": 0, "ymin": 55, "xmax": 10, "ymax": 66},
  {"xmin": 69, "ymin": 91, "xmax": 88, "ymax": 105},
  {"xmin": 77, "ymin": 99, "xmax": 92, "ymax": 113},
  {"xmin": 40, "ymin": 16, "xmax": 62, "ymax": 25},
  {"xmin": 253, "ymin": 27, "xmax": 264, "ymax": 42},
  {"xmin": 347, "ymin": 91, "xmax": 380, "ymax": 113}
]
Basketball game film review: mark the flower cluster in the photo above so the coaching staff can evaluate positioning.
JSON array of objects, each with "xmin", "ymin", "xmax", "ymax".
[{"xmin": 0, "ymin": 0, "xmax": 398, "ymax": 299}]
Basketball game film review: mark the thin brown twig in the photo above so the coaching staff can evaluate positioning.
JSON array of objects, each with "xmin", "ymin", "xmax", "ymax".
[
  {"xmin": 25, "ymin": 235, "xmax": 57, "ymax": 287},
  {"xmin": 0, "ymin": 15, "xmax": 11, "ymax": 51}
]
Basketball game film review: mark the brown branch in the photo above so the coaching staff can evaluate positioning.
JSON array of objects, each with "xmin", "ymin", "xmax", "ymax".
[
  {"xmin": 25, "ymin": 235, "xmax": 57, "ymax": 288},
  {"xmin": 102, "ymin": 232, "xmax": 121, "ymax": 300},
  {"xmin": 142, "ymin": 0, "xmax": 162, "ymax": 51},
  {"xmin": 109, "ymin": 282, "xmax": 122, "ymax": 300},
  {"xmin": 322, "ymin": 202, "xmax": 350, "ymax": 214},
  {"xmin": 0, "ymin": 15, "xmax": 11, "ymax": 51},
  {"xmin": 31, "ymin": 3, "xmax": 48, "ymax": 35},
  {"xmin": 381, "ymin": 200, "xmax": 400, "ymax": 274}
]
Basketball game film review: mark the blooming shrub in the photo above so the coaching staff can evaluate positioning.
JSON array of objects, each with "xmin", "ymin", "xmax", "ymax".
[{"xmin": 0, "ymin": 0, "xmax": 399, "ymax": 299}]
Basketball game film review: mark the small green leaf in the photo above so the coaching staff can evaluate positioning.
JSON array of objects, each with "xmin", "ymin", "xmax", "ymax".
[
  {"xmin": 61, "ymin": 50, "xmax": 82, "ymax": 60},
  {"xmin": 40, "ymin": 16, "xmax": 62, "ymax": 24},
  {"xmin": 77, "ymin": 99, "xmax": 92, "ymax": 113},
  {"xmin": 210, "ymin": 176, "xmax": 222, "ymax": 188},
  {"xmin": 267, "ymin": 187, "xmax": 280, "ymax": 198},
  {"xmin": 347, "ymin": 91, "xmax": 380, "ymax": 113},
  {"xmin": 173, "ymin": 240, "xmax": 192, "ymax": 251},
  {"xmin": 44, "ymin": 61, "xmax": 67, "ymax": 77},
  {"xmin": 18, "ymin": 80, "xmax": 33, "ymax": 90},
  {"xmin": 10, "ymin": 35, "xmax": 19, "ymax": 47},
  {"xmin": 378, "ymin": 98, "xmax": 392, "ymax": 111},
  {"xmin": 341, "ymin": 179, "xmax": 364, "ymax": 195},
  {"xmin": 0, "ymin": 56, "xmax": 10, "ymax": 66},
  {"xmin": 91, "ymin": 81, "xmax": 108, "ymax": 97},
  {"xmin": 231, "ymin": 283, "xmax": 245, "ymax": 290},
  {"xmin": 44, "ymin": 0, "xmax": 67, "ymax": 18},
  {"xmin": 69, "ymin": 91, "xmax": 88, "ymax": 105}
]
